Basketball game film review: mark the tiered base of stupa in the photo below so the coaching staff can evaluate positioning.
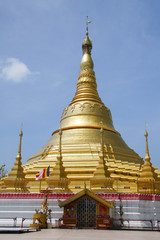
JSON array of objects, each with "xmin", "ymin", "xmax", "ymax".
[{"xmin": 19, "ymin": 128, "xmax": 159, "ymax": 194}]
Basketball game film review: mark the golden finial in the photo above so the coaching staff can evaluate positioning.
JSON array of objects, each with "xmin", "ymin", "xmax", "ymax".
[
  {"xmin": 144, "ymin": 122, "xmax": 148, "ymax": 137},
  {"xmin": 81, "ymin": 16, "xmax": 92, "ymax": 58},
  {"xmin": 144, "ymin": 123, "xmax": 150, "ymax": 161},
  {"xmin": 86, "ymin": 16, "xmax": 91, "ymax": 36},
  {"xmin": 16, "ymin": 124, "xmax": 23, "ymax": 160}
]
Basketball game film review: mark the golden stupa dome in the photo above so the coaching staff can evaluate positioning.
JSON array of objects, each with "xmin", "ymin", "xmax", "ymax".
[{"xmin": 23, "ymin": 30, "xmax": 143, "ymax": 192}]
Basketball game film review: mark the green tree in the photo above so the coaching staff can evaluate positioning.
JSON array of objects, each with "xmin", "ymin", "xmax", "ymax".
[{"xmin": 0, "ymin": 164, "xmax": 7, "ymax": 179}]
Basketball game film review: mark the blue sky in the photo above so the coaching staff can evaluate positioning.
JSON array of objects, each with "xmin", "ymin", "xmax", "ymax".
[{"xmin": 0, "ymin": 0, "xmax": 160, "ymax": 172}]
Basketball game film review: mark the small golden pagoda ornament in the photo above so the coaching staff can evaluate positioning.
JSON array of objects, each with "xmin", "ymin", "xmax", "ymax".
[{"xmin": 3, "ymin": 128, "xmax": 28, "ymax": 192}]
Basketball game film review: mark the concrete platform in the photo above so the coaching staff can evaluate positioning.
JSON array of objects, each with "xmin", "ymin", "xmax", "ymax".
[{"xmin": 0, "ymin": 229, "xmax": 160, "ymax": 240}]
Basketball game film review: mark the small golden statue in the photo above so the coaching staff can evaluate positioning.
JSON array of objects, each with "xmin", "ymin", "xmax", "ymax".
[
  {"xmin": 30, "ymin": 193, "xmax": 49, "ymax": 229},
  {"xmin": 41, "ymin": 194, "xmax": 48, "ymax": 214}
]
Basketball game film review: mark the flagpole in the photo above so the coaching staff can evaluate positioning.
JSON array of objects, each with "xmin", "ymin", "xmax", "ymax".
[
  {"xmin": 47, "ymin": 166, "xmax": 50, "ymax": 190},
  {"xmin": 48, "ymin": 176, "xmax": 49, "ymax": 189},
  {"xmin": 39, "ymin": 179, "xmax": 42, "ymax": 192}
]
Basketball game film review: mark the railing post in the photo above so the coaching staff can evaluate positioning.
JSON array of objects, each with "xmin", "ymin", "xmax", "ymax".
[
  {"xmin": 21, "ymin": 217, "xmax": 26, "ymax": 228},
  {"xmin": 150, "ymin": 220, "xmax": 153, "ymax": 231},
  {"xmin": 157, "ymin": 220, "xmax": 160, "ymax": 231},
  {"xmin": 13, "ymin": 217, "xmax": 17, "ymax": 227}
]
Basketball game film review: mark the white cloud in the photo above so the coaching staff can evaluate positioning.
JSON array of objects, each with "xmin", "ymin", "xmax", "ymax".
[{"xmin": 0, "ymin": 58, "xmax": 31, "ymax": 83}]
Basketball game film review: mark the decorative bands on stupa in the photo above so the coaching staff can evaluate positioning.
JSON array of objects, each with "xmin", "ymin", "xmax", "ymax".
[
  {"xmin": 62, "ymin": 102, "xmax": 112, "ymax": 119},
  {"xmin": 78, "ymin": 73, "xmax": 96, "ymax": 81},
  {"xmin": 52, "ymin": 125, "xmax": 120, "ymax": 136},
  {"xmin": 60, "ymin": 100, "xmax": 114, "ymax": 132}
]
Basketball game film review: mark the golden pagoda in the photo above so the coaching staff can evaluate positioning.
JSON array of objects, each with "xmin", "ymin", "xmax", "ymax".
[
  {"xmin": 138, "ymin": 130, "xmax": 160, "ymax": 194},
  {"xmin": 0, "ymin": 129, "xmax": 28, "ymax": 192},
  {"xmin": 1, "ymin": 21, "xmax": 160, "ymax": 194}
]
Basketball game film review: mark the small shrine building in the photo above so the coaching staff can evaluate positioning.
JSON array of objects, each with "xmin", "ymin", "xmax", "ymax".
[{"xmin": 58, "ymin": 187, "xmax": 114, "ymax": 229}]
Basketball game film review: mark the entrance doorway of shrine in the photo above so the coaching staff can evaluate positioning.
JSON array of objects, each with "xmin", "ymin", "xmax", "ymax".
[
  {"xmin": 76, "ymin": 198, "xmax": 96, "ymax": 228},
  {"xmin": 58, "ymin": 188, "xmax": 114, "ymax": 229}
]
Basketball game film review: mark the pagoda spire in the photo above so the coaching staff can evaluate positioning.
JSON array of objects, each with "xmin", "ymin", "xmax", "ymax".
[
  {"xmin": 144, "ymin": 129, "xmax": 150, "ymax": 161},
  {"xmin": 92, "ymin": 126, "xmax": 110, "ymax": 179},
  {"xmin": 139, "ymin": 129, "xmax": 155, "ymax": 180},
  {"xmin": 59, "ymin": 18, "xmax": 115, "ymax": 136},
  {"xmin": 91, "ymin": 124, "xmax": 113, "ymax": 192},
  {"xmin": 138, "ymin": 128, "xmax": 158, "ymax": 194},
  {"xmin": 69, "ymin": 18, "xmax": 103, "ymax": 106},
  {"xmin": 3, "ymin": 128, "xmax": 28, "ymax": 192},
  {"xmin": 49, "ymin": 130, "xmax": 69, "ymax": 192},
  {"xmin": 16, "ymin": 128, "xmax": 23, "ymax": 161}
]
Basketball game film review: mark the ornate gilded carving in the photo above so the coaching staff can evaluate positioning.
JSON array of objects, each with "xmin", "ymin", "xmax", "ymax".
[
  {"xmin": 79, "ymin": 104, "xmax": 85, "ymax": 111},
  {"xmin": 89, "ymin": 103, "xmax": 95, "ymax": 112},
  {"xmin": 78, "ymin": 73, "xmax": 96, "ymax": 81},
  {"xmin": 71, "ymin": 105, "xmax": 75, "ymax": 112},
  {"xmin": 61, "ymin": 108, "xmax": 68, "ymax": 118},
  {"xmin": 61, "ymin": 102, "xmax": 112, "ymax": 121},
  {"xmin": 77, "ymin": 79, "xmax": 97, "ymax": 87}
]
